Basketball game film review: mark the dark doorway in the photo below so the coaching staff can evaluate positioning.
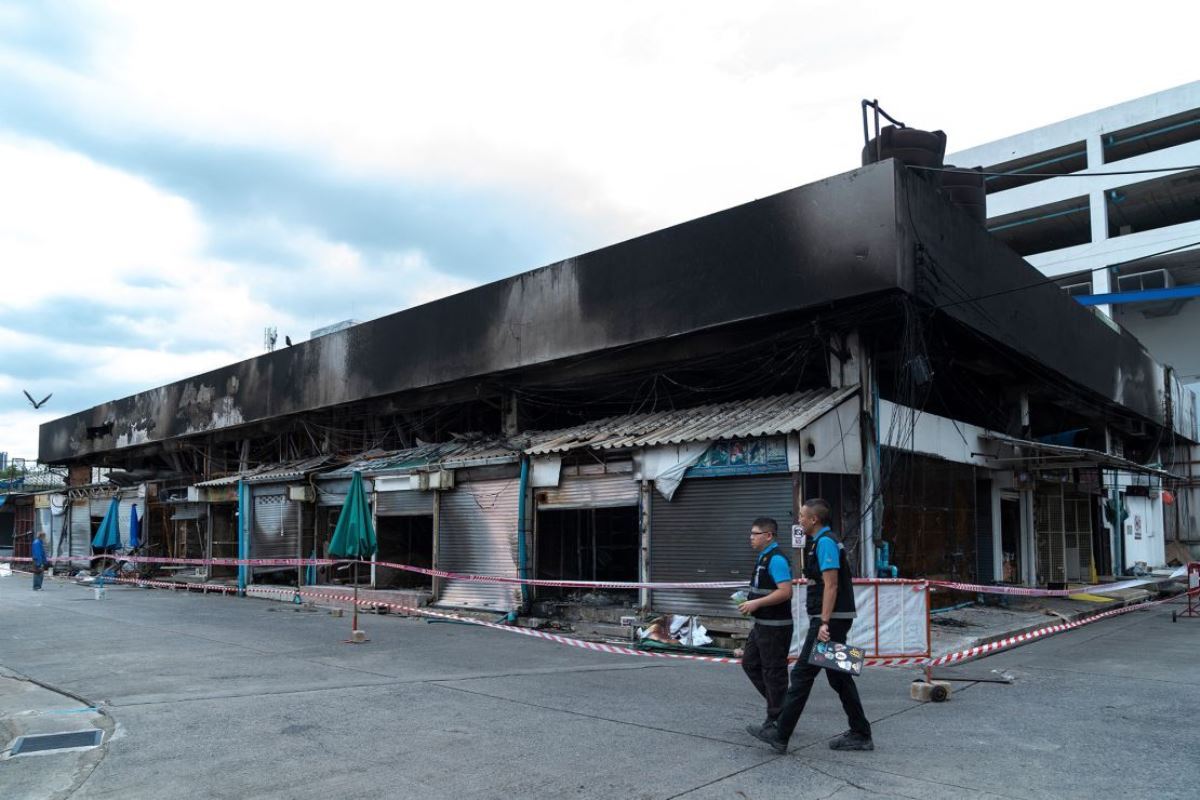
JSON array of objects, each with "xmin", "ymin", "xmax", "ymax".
[
  {"xmin": 536, "ymin": 507, "xmax": 639, "ymax": 602},
  {"xmin": 376, "ymin": 515, "xmax": 433, "ymax": 589},
  {"xmin": 804, "ymin": 472, "xmax": 863, "ymax": 569},
  {"xmin": 209, "ymin": 504, "xmax": 238, "ymax": 578},
  {"xmin": 0, "ymin": 512, "xmax": 14, "ymax": 549},
  {"xmin": 1000, "ymin": 495, "xmax": 1021, "ymax": 584}
]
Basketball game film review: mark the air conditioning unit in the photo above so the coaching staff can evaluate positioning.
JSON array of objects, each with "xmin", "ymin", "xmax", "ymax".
[
  {"xmin": 1116, "ymin": 269, "xmax": 1174, "ymax": 293},
  {"xmin": 287, "ymin": 485, "xmax": 314, "ymax": 503},
  {"xmin": 410, "ymin": 470, "xmax": 455, "ymax": 491}
]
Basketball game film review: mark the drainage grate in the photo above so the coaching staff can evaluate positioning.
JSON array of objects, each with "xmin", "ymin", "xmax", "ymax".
[{"xmin": 11, "ymin": 730, "xmax": 103, "ymax": 756}]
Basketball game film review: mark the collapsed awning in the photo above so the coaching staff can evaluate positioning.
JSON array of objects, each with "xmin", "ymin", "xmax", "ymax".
[{"xmin": 980, "ymin": 433, "xmax": 1178, "ymax": 479}]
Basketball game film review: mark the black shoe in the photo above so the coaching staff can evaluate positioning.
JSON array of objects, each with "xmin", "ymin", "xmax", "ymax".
[
  {"xmin": 828, "ymin": 731, "xmax": 874, "ymax": 751},
  {"xmin": 747, "ymin": 723, "xmax": 787, "ymax": 754}
]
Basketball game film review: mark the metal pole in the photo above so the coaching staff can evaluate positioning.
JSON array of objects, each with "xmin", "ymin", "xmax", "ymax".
[
  {"xmin": 205, "ymin": 502, "xmax": 213, "ymax": 580},
  {"xmin": 516, "ymin": 457, "xmax": 530, "ymax": 608},
  {"xmin": 431, "ymin": 490, "xmax": 441, "ymax": 601},
  {"xmin": 296, "ymin": 493, "xmax": 303, "ymax": 590},
  {"xmin": 237, "ymin": 480, "xmax": 248, "ymax": 597},
  {"xmin": 370, "ymin": 487, "xmax": 377, "ymax": 589},
  {"xmin": 639, "ymin": 480, "xmax": 652, "ymax": 612}
]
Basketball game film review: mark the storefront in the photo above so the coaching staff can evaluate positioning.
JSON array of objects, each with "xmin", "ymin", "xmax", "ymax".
[{"xmin": 532, "ymin": 459, "xmax": 640, "ymax": 604}]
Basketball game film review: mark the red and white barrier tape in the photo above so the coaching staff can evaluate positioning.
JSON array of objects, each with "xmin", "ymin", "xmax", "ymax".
[
  {"xmin": 929, "ymin": 569, "xmax": 1185, "ymax": 598},
  {"xmin": 3, "ymin": 554, "xmax": 1182, "ymax": 597},
  {"xmin": 924, "ymin": 588, "xmax": 1198, "ymax": 667},
  {"xmin": 44, "ymin": 567, "xmax": 1194, "ymax": 670},
  {"xmin": 1, "ymin": 554, "xmax": 925, "ymax": 591}
]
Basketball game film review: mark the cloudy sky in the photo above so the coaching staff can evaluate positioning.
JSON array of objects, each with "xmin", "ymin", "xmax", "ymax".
[{"xmin": 1, "ymin": 1, "xmax": 1196, "ymax": 460}]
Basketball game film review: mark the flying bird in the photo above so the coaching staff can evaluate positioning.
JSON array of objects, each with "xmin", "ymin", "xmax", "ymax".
[
  {"xmin": 23, "ymin": 390, "xmax": 52, "ymax": 409},
  {"xmin": 285, "ymin": 335, "xmax": 293, "ymax": 347}
]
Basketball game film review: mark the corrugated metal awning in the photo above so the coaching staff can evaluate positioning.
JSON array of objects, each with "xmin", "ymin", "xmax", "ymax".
[
  {"xmin": 322, "ymin": 440, "xmax": 522, "ymax": 479},
  {"xmin": 195, "ymin": 455, "xmax": 335, "ymax": 487},
  {"xmin": 980, "ymin": 433, "xmax": 1177, "ymax": 478},
  {"xmin": 525, "ymin": 386, "xmax": 858, "ymax": 454}
]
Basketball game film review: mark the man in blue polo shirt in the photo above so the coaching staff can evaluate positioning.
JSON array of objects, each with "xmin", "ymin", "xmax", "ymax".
[
  {"xmin": 749, "ymin": 498, "xmax": 873, "ymax": 754},
  {"xmin": 31, "ymin": 531, "xmax": 48, "ymax": 591},
  {"xmin": 738, "ymin": 516, "xmax": 793, "ymax": 736}
]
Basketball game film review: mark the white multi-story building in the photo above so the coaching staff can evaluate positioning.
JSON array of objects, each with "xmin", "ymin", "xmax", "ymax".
[
  {"xmin": 950, "ymin": 81, "xmax": 1200, "ymax": 396},
  {"xmin": 951, "ymin": 83, "xmax": 1200, "ymax": 566}
]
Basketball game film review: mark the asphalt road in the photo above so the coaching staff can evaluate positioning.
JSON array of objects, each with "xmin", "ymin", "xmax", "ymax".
[{"xmin": 2, "ymin": 574, "xmax": 1197, "ymax": 800}]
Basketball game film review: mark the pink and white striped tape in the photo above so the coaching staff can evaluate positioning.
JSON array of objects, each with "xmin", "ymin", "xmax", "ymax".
[
  {"xmin": 3, "ymin": 555, "xmax": 1182, "ymax": 597},
  {"xmin": 66, "ymin": 569, "xmax": 1196, "ymax": 670}
]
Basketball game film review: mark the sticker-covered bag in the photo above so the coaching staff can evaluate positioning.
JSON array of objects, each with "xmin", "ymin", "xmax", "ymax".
[{"xmin": 806, "ymin": 640, "xmax": 865, "ymax": 675}]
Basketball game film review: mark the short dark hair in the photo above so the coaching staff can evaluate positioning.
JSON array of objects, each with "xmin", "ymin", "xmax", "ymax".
[
  {"xmin": 802, "ymin": 498, "xmax": 832, "ymax": 525},
  {"xmin": 751, "ymin": 517, "xmax": 778, "ymax": 536}
]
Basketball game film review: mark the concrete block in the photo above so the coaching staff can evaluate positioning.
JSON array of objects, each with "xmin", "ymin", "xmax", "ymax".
[
  {"xmin": 351, "ymin": 630, "xmax": 367, "ymax": 643},
  {"xmin": 910, "ymin": 680, "xmax": 952, "ymax": 703}
]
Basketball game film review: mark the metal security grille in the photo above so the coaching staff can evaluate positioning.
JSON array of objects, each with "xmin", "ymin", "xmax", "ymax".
[
  {"xmin": 650, "ymin": 474, "xmax": 795, "ymax": 617},
  {"xmin": 1035, "ymin": 484, "xmax": 1066, "ymax": 585},
  {"xmin": 376, "ymin": 490, "xmax": 434, "ymax": 517},
  {"xmin": 535, "ymin": 474, "xmax": 639, "ymax": 511},
  {"xmin": 435, "ymin": 479, "xmax": 521, "ymax": 611},
  {"xmin": 1064, "ymin": 492, "xmax": 1094, "ymax": 582}
]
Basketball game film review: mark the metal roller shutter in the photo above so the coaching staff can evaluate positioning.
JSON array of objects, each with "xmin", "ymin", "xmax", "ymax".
[
  {"xmin": 250, "ymin": 487, "xmax": 301, "ymax": 560},
  {"xmin": 89, "ymin": 495, "xmax": 112, "ymax": 518},
  {"xmin": 651, "ymin": 475, "xmax": 795, "ymax": 617},
  {"xmin": 436, "ymin": 479, "xmax": 521, "ymax": 611},
  {"xmin": 376, "ymin": 489, "xmax": 433, "ymax": 517},
  {"xmin": 70, "ymin": 499, "xmax": 92, "ymax": 559},
  {"xmin": 535, "ymin": 474, "xmax": 639, "ymax": 511},
  {"xmin": 317, "ymin": 478, "xmax": 352, "ymax": 507}
]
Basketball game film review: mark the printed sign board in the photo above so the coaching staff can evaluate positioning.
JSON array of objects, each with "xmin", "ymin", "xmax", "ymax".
[{"xmin": 791, "ymin": 524, "xmax": 806, "ymax": 549}]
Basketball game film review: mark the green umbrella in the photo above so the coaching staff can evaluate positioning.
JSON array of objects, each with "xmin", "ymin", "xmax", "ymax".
[{"xmin": 327, "ymin": 472, "xmax": 376, "ymax": 642}]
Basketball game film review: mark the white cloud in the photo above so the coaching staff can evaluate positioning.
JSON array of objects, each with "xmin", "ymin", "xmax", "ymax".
[
  {"xmin": 0, "ymin": 133, "xmax": 481, "ymax": 456},
  {"xmin": 3, "ymin": 0, "xmax": 1200, "ymax": 459}
]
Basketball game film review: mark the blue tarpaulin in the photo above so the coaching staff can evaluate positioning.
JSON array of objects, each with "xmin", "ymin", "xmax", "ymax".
[
  {"xmin": 92, "ymin": 497, "xmax": 122, "ymax": 550},
  {"xmin": 129, "ymin": 503, "xmax": 141, "ymax": 549}
]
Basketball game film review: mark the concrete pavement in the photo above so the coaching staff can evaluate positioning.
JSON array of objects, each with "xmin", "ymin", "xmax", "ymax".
[{"xmin": 1, "ymin": 572, "xmax": 1197, "ymax": 799}]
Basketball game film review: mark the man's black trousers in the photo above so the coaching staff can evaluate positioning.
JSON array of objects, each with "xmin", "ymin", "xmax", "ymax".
[
  {"xmin": 741, "ymin": 622, "xmax": 793, "ymax": 723},
  {"xmin": 774, "ymin": 618, "xmax": 871, "ymax": 741}
]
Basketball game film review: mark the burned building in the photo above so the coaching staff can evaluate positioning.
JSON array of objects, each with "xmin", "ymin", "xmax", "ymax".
[{"xmin": 37, "ymin": 159, "xmax": 1199, "ymax": 616}]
